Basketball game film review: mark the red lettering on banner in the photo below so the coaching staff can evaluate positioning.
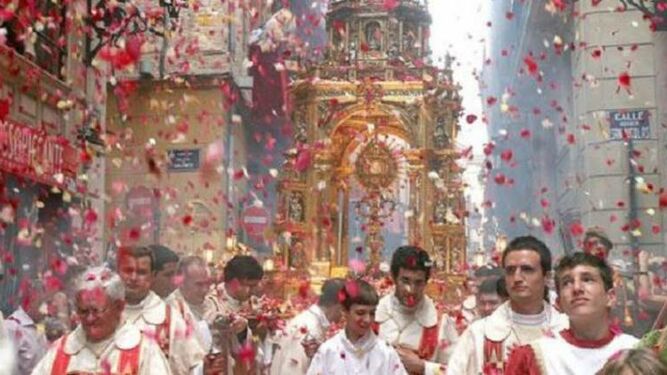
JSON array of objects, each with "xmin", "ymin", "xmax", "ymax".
[{"xmin": 0, "ymin": 120, "xmax": 78, "ymax": 188}]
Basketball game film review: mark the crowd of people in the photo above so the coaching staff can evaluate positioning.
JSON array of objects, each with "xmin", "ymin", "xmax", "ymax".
[{"xmin": 1, "ymin": 230, "xmax": 667, "ymax": 374}]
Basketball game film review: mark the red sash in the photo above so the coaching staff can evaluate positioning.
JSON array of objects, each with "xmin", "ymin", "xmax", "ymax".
[
  {"xmin": 371, "ymin": 322, "xmax": 380, "ymax": 335},
  {"xmin": 51, "ymin": 336, "xmax": 70, "ymax": 375},
  {"xmin": 50, "ymin": 335, "xmax": 142, "ymax": 375},
  {"xmin": 374, "ymin": 317, "xmax": 441, "ymax": 360},
  {"xmin": 483, "ymin": 338, "xmax": 505, "ymax": 373},
  {"xmin": 418, "ymin": 324, "xmax": 439, "ymax": 360},
  {"xmin": 156, "ymin": 305, "xmax": 172, "ymax": 357}
]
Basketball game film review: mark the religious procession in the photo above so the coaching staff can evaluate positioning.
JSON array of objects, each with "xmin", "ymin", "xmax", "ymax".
[{"xmin": 3, "ymin": 0, "xmax": 667, "ymax": 374}]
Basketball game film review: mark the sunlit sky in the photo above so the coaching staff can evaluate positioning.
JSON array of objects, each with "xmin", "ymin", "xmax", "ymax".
[{"xmin": 429, "ymin": 0, "xmax": 489, "ymax": 206}]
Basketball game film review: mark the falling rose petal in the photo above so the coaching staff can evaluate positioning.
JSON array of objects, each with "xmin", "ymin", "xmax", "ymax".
[
  {"xmin": 520, "ymin": 128, "xmax": 532, "ymax": 139},
  {"xmin": 500, "ymin": 149, "xmax": 513, "ymax": 163},
  {"xmin": 465, "ymin": 114, "xmax": 478, "ymax": 124},
  {"xmin": 652, "ymin": 225, "xmax": 661, "ymax": 235},
  {"xmin": 659, "ymin": 191, "xmax": 667, "ymax": 209},
  {"xmin": 294, "ymin": 148, "xmax": 312, "ymax": 172},
  {"xmin": 182, "ymin": 215, "xmax": 193, "ymax": 226},
  {"xmin": 127, "ymin": 227, "xmax": 141, "ymax": 242},
  {"xmin": 570, "ymin": 222, "xmax": 585, "ymax": 237},
  {"xmin": 617, "ymin": 72, "xmax": 631, "ymax": 93},
  {"xmin": 349, "ymin": 259, "xmax": 366, "ymax": 274},
  {"xmin": 44, "ymin": 275, "xmax": 62, "ymax": 292},
  {"xmin": 383, "ymin": 0, "xmax": 399, "ymax": 11},
  {"xmin": 591, "ymin": 49, "xmax": 602, "ymax": 59},
  {"xmin": 51, "ymin": 258, "xmax": 68, "ymax": 275},
  {"xmin": 483, "ymin": 142, "xmax": 495, "ymax": 156},
  {"xmin": 542, "ymin": 216, "xmax": 556, "ymax": 234},
  {"xmin": 344, "ymin": 280, "xmax": 359, "ymax": 298},
  {"xmin": 494, "ymin": 173, "xmax": 507, "ymax": 185},
  {"xmin": 523, "ymin": 55, "xmax": 539, "ymax": 76},
  {"xmin": 0, "ymin": 99, "xmax": 9, "ymax": 121},
  {"xmin": 567, "ymin": 133, "xmax": 576, "ymax": 144},
  {"xmin": 486, "ymin": 96, "xmax": 498, "ymax": 106}
]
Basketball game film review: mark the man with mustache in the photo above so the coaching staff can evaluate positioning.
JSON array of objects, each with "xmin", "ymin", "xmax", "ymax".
[
  {"xmin": 376, "ymin": 246, "xmax": 458, "ymax": 374},
  {"xmin": 447, "ymin": 236, "xmax": 568, "ymax": 374},
  {"xmin": 505, "ymin": 252, "xmax": 638, "ymax": 374}
]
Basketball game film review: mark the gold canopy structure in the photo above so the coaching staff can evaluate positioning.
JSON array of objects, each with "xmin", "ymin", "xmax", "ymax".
[{"xmin": 274, "ymin": 0, "xmax": 466, "ymax": 295}]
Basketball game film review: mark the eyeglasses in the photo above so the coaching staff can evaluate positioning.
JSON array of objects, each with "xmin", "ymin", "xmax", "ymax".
[{"xmin": 76, "ymin": 305, "xmax": 112, "ymax": 318}]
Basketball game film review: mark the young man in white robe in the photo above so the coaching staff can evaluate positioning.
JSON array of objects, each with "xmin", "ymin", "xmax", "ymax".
[
  {"xmin": 376, "ymin": 246, "xmax": 459, "ymax": 375},
  {"xmin": 306, "ymin": 279, "xmax": 407, "ymax": 375},
  {"xmin": 505, "ymin": 252, "xmax": 639, "ymax": 374},
  {"xmin": 31, "ymin": 266, "xmax": 171, "ymax": 375},
  {"xmin": 117, "ymin": 246, "xmax": 205, "ymax": 375},
  {"xmin": 447, "ymin": 236, "xmax": 569, "ymax": 374},
  {"xmin": 203, "ymin": 255, "xmax": 266, "ymax": 373},
  {"xmin": 271, "ymin": 278, "xmax": 345, "ymax": 374}
]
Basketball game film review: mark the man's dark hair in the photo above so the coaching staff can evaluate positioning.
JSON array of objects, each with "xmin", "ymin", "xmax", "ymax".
[
  {"xmin": 339, "ymin": 279, "xmax": 379, "ymax": 311},
  {"xmin": 319, "ymin": 278, "xmax": 346, "ymax": 307},
  {"xmin": 501, "ymin": 235, "xmax": 552, "ymax": 275},
  {"xmin": 390, "ymin": 245, "xmax": 432, "ymax": 281},
  {"xmin": 223, "ymin": 255, "xmax": 263, "ymax": 282},
  {"xmin": 496, "ymin": 277, "xmax": 509, "ymax": 299},
  {"xmin": 554, "ymin": 252, "xmax": 614, "ymax": 295},
  {"xmin": 474, "ymin": 265, "xmax": 503, "ymax": 279},
  {"xmin": 150, "ymin": 245, "xmax": 179, "ymax": 272},
  {"xmin": 478, "ymin": 276, "xmax": 501, "ymax": 296},
  {"xmin": 118, "ymin": 246, "xmax": 154, "ymax": 271}
]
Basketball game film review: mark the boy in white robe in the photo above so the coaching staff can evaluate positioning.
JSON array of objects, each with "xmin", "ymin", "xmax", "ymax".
[
  {"xmin": 307, "ymin": 279, "xmax": 407, "ymax": 375},
  {"xmin": 506, "ymin": 252, "xmax": 638, "ymax": 374}
]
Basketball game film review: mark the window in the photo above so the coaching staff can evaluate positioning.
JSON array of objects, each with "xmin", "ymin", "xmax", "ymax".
[{"xmin": 1, "ymin": 0, "xmax": 68, "ymax": 79}]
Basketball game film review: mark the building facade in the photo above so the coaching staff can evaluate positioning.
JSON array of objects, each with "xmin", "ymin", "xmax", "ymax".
[
  {"xmin": 482, "ymin": 0, "xmax": 666, "ymax": 259},
  {"xmin": 0, "ymin": 0, "xmax": 104, "ymax": 311}
]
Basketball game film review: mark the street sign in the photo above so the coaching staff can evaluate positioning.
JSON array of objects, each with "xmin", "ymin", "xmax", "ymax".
[
  {"xmin": 609, "ymin": 110, "xmax": 650, "ymax": 140},
  {"xmin": 167, "ymin": 148, "xmax": 200, "ymax": 172},
  {"xmin": 242, "ymin": 206, "xmax": 270, "ymax": 238}
]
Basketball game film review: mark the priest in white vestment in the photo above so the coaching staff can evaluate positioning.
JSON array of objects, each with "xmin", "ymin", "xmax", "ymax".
[
  {"xmin": 31, "ymin": 266, "xmax": 171, "ymax": 375},
  {"xmin": 448, "ymin": 236, "xmax": 569, "ymax": 374},
  {"xmin": 166, "ymin": 256, "xmax": 213, "ymax": 350}
]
